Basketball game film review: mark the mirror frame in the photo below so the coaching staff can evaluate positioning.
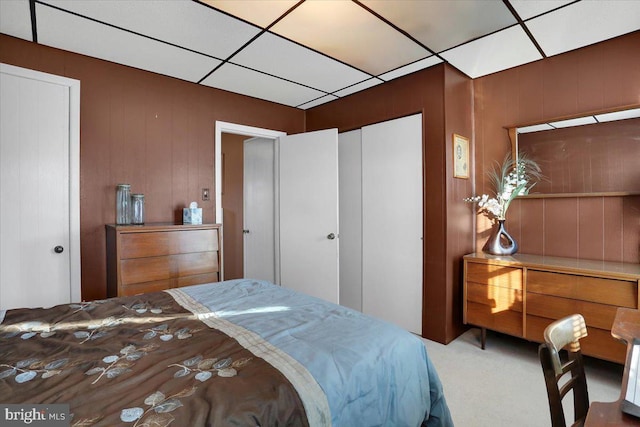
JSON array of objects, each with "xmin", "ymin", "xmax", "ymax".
[{"xmin": 506, "ymin": 103, "xmax": 640, "ymax": 198}]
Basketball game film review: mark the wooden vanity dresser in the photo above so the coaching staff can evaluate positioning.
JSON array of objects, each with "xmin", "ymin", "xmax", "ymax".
[
  {"xmin": 463, "ymin": 252, "xmax": 640, "ymax": 364},
  {"xmin": 106, "ymin": 223, "xmax": 222, "ymax": 297}
]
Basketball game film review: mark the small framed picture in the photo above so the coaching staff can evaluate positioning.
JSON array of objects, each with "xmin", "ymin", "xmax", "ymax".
[{"xmin": 453, "ymin": 134, "xmax": 470, "ymax": 179}]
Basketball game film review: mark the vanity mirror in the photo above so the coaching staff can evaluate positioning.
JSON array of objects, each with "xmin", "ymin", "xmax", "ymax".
[{"xmin": 508, "ymin": 105, "xmax": 640, "ymax": 197}]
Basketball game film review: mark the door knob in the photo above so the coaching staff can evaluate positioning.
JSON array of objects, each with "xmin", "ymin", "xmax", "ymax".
[
  {"xmin": 243, "ymin": 229, "xmax": 250, "ymax": 234},
  {"xmin": 327, "ymin": 233, "xmax": 336, "ymax": 240},
  {"xmin": 54, "ymin": 246, "xmax": 64, "ymax": 253}
]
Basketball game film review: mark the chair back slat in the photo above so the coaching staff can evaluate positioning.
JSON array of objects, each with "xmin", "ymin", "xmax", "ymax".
[{"xmin": 539, "ymin": 314, "xmax": 590, "ymax": 427}]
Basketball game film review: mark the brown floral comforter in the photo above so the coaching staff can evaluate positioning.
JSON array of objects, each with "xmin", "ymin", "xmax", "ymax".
[{"xmin": 0, "ymin": 291, "xmax": 312, "ymax": 426}]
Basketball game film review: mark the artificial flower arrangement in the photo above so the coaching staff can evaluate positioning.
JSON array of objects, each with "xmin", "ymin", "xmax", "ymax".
[{"xmin": 465, "ymin": 153, "xmax": 543, "ymax": 221}]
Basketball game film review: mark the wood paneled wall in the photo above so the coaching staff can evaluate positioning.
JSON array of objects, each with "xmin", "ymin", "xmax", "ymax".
[
  {"xmin": 2, "ymin": 29, "xmax": 637, "ymax": 344},
  {"xmin": 473, "ymin": 31, "xmax": 640, "ymax": 264},
  {"xmin": 307, "ymin": 64, "xmax": 475, "ymax": 344},
  {"xmin": 0, "ymin": 34, "xmax": 305, "ymax": 301}
]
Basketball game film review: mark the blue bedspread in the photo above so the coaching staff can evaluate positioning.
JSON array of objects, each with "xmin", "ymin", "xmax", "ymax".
[{"xmin": 180, "ymin": 279, "xmax": 453, "ymax": 427}]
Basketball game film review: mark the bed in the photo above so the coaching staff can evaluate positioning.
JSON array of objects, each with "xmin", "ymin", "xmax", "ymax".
[{"xmin": 0, "ymin": 279, "xmax": 452, "ymax": 426}]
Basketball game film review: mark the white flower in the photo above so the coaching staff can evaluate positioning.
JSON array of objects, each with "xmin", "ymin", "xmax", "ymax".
[{"xmin": 464, "ymin": 154, "xmax": 542, "ymax": 221}]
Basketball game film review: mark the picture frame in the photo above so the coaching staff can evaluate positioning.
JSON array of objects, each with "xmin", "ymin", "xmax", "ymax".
[{"xmin": 453, "ymin": 134, "xmax": 470, "ymax": 179}]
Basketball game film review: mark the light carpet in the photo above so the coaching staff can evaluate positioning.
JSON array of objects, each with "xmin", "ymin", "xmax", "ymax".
[{"xmin": 423, "ymin": 329, "xmax": 623, "ymax": 427}]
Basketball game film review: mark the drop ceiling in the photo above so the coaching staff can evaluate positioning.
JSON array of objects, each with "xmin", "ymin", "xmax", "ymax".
[{"xmin": 1, "ymin": 0, "xmax": 639, "ymax": 109}]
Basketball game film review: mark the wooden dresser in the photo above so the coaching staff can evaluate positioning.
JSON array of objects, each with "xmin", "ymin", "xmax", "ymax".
[
  {"xmin": 463, "ymin": 252, "xmax": 640, "ymax": 364},
  {"xmin": 106, "ymin": 223, "xmax": 222, "ymax": 297}
]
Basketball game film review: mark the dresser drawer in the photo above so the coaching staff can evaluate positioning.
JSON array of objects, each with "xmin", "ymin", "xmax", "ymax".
[
  {"xmin": 177, "ymin": 273, "xmax": 220, "ymax": 288},
  {"xmin": 467, "ymin": 282, "xmax": 523, "ymax": 312},
  {"xmin": 120, "ymin": 232, "xmax": 170, "ymax": 258},
  {"xmin": 176, "ymin": 229, "xmax": 219, "ymax": 253},
  {"xmin": 119, "ymin": 279, "xmax": 175, "ymax": 297},
  {"xmin": 176, "ymin": 252, "xmax": 219, "ymax": 276},
  {"xmin": 527, "ymin": 270, "xmax": 637, "ymax": 307},
  {"xmin": 526, "ymin": 314, "xmax": 626, "ymax": 364},
  {"xmin": 120, "ymin": 229, "xmax": 219, "ymax": 259},
  {"xmin": 466, "ymin": 301, "xmax": 522, "ymax": 337},
  {"xmin": 121, "ymin": 257, "xmax": 174, "ymax": 285},
  {"xmin": 526, "ymin": 292, "xmax": 618, "ymax": 330},
  {"xmin": 466, "ymin": 262, "xmax": 523, "ymax": 290}
]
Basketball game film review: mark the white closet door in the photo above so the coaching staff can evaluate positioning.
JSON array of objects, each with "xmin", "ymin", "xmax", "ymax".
[
  {"xmin": 362, "ymin": 114, "xmax": 423, "ymax": 334},
  {"xmin": 243, "ymin": 137, "xmax": 276, "ymax": 282},
  {"xmin": 0, "ymin": 66, "xmax": 78, "ymax": 310},
  {"xmin": 338, "ymin": 129, "xmax": 362, "ymax": 311},
  {"xmin": 278, "ymin": 129, "xmax": 339, "ymax": 304}
]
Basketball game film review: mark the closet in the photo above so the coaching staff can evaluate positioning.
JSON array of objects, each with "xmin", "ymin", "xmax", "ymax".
[{"xmin": 339, "ymin": 114, "xmax": 423, "ymax": 335}]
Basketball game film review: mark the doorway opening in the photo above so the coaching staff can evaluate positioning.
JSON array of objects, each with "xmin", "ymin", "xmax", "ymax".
[{"xmin": 214, "ymin": 122, "xmax": 285, "ymax": 282}]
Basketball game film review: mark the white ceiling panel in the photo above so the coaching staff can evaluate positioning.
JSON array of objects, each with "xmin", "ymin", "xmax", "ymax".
[
  {"xmin": 333, "ymin": 78, "xmax": 383, "ymax": 98},
  {"xmin": 299, "ymin": 95, "xmax": 340, "ymax": 110},
  {"xmin": 270, "ymin": 0, "xmax": 430, "ymax": 75},
  {"xmin": 202, "ymin": 0, "xmax": 299, "ymax": 28},
  {"xmin": 2, "ymin": 0, "xmax": 637, "ymax": 110},
  {"xmin": 510, "ymin": 0, "xmax": 574, "ymax": 20},
  {"xmin": 362, "ymin": 0, "xmax": 516, "ymax": 52},
  {"xmin": 0, "ymin": 0, "xmax": 32, "ymax": 41},
  {"xmin": 527, "ymin": 0, "xmax": 640, "ymax": 57},
  {"xmin": 36, "ymin": 3, "xmax": 221, "ymax": 83},
  {"xmin": 201, "ymin": 62, "xmax": 325, "ymax": 107},
  {"xmin": 232, "ymin": 32, "xmax": 371, "ymax": 93},
  {"xmin": 379, "ymin": 56, "xmax": 443, "ymax": 82},
  {"xmin": 441, "ymin": 25, "xmax": 543, "ymax": 79},
  {"xmin": 41, "ymin": 0, "xmax": 261, "ymax": 59}
]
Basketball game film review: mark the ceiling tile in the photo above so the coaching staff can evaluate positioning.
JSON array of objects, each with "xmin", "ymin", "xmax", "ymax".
[
  {"xmin": 441, "ymin": 25, "xmax": 542, "ymax": 79},
  {"xmin": 298, "ymin": 95, "xmax": 340, "ymax": 110},
  {"xmin": 201, "ymin": 63, "xmax": 326, "ymax": 107},
  {"xmin": 333, "ymin": 78, "xmax": 383, "ymax": 98},
  {"xmin": 378, "ymin": 56, "xmax": 443, "ymax": 81},
  {"xmin": 527, "ymin": 0, "xmax": 640, "ymax": 57},
  {"xmin": 41, "ymin": 0, "xmax": 261, "ymax": 59},
  {"xmin": 232, "ymin": 32, "xmax": 371, "ymax": 93},
  {"xmin": 201, "ymin": 0, "xmax": 298, "ymax": 28},
  {"xmin": 361, "ymin": 0, "xmax": 516, "ymax": 52},
  {"xmin": 510, "ymin": 0, "xmax": 574, "ymax": 20},
  {"xmin": 270, "ymin": 0, "xmax": 430, "ymax": 75},
  {"xmin": 0, "ymin": 0, "xmax": 32, "ymax": 41},
  {"xmin": 36, "ymin": 3, "xmax": 221, "ymax": 83}
]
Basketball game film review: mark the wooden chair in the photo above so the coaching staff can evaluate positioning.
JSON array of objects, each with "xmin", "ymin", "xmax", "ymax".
[{"xmin": 539, "ymin": 314, "xmax": 590, "ymax": 427}]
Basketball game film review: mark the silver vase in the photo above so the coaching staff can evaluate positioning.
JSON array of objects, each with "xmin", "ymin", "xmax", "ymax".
[{"xmin": 483, "ymin": 219, "xmax": 518, "ymax": 255}]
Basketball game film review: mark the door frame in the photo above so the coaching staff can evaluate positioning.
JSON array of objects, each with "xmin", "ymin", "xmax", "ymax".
[
  {"xmin": 214, "ymin": 121, "xmax": 286, "ymax": 281},
  {"xmin": 0, "ymin": 63, "xmax": 81, "ymax": 302}
]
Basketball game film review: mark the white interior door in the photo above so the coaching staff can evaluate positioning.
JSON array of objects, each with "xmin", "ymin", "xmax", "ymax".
[
  {"xmin": 0, "ymin": 64, "xmax": 80, "ymax": 310},
  {"xmin": 362, "ymin": 114, "xmax": 423, "ymax": 334},
  {"xmin": 278, "ymin": 129, "xmax": 339, "ymax": 304},
  {"xmin": 243, "ymin": 137, "xmax": 276, "ymax": 282}
]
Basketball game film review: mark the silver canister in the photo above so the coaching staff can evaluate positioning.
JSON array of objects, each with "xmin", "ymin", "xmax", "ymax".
[
  {"xmin": 131, "ymin": 194, "xmax": 145, "ymax": 225},
  {"xmin": 116, "ymin": 184, "xmax": 131, "ymax": 225}
]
